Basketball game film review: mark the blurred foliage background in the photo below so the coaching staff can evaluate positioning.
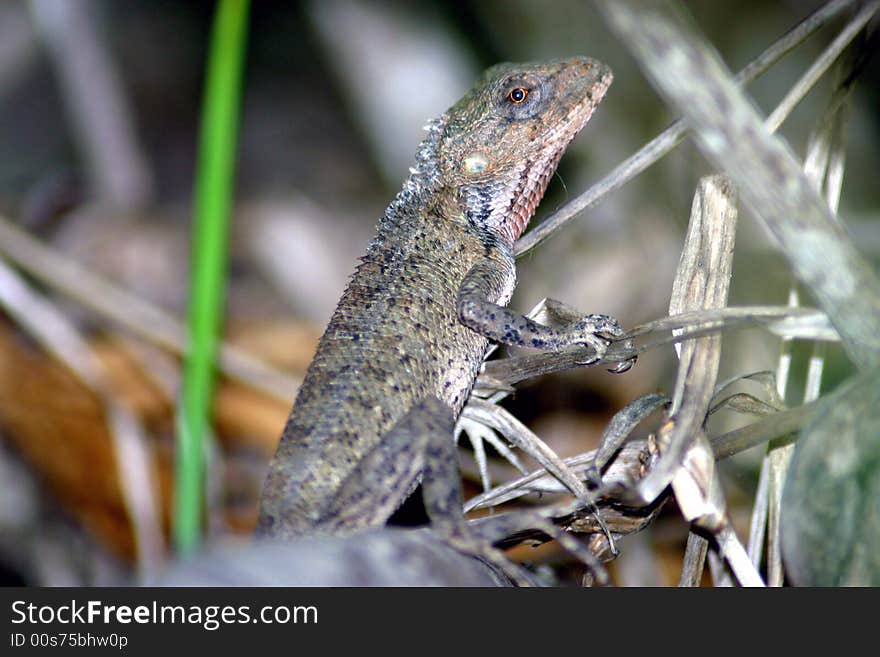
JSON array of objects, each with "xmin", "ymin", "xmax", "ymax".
[{"xmin": 0, "ymin": 0, "xmax": 877, "ymax": 585}]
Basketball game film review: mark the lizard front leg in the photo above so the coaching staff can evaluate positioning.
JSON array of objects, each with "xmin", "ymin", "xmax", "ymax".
[{"xmin": 457, "ymin": 258, "xmax": 634, "ymax": 369}]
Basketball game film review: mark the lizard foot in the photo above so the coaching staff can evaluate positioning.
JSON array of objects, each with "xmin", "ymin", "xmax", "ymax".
[{"xmin": 560, "ymin": 313, "xmax": 636, "ymax": 373}]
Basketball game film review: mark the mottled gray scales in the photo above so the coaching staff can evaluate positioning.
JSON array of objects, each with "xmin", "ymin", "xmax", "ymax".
[{"xmin": 258, "ymin": 58, "xmax": 622, "ymax": 543}]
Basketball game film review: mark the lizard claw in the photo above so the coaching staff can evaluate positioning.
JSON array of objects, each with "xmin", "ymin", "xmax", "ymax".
[
  {"xmin": 577, "ymin": 314, "xmax": 635, "ymax": 374},
  {"xmin": 608, "ymin": 354, "xmax": 637, "ymax": 374}
]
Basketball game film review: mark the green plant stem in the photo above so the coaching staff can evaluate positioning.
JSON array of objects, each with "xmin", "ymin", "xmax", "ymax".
[{"xmin": 174, "ymin": 0, "xmax": 250, "ymax": 554}]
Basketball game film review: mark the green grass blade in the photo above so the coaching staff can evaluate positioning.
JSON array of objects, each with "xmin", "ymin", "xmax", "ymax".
[{"xmin": 174, "ymin": 0, "xmax": 250, "ymax": 554}]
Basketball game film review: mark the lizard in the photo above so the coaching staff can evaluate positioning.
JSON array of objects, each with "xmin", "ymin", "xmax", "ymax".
[{"xmin": 257, "ymin": 57, "xmax": 630, "ymax": 562}]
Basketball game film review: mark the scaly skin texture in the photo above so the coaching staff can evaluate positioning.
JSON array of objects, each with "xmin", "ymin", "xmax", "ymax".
[{"xmin": 258, "ymin": 57, "xmax": 615, "ymax": 539}]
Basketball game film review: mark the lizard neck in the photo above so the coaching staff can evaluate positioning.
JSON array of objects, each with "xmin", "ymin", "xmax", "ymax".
[
  {"xmin": 375, "ymin": 114, "xmax": 449, "ymax": 239},
  {"xmin": 458, "ymin": 143, "xmax": 567, "ymax": 249},
  {"xmin": 372, "ymin": 114, "xmax": 506, "ymax": 255}
]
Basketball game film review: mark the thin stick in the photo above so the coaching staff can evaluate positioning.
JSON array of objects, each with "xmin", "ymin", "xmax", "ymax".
[
  {"xmin": 0, "ymin": 215, "xmax": 299, "ymax": 402},
  {"xmin": 514, "ymin": 0, "xmax": 858, "ymax": 257},
  {"xmin": 0, "ymin": 257, "xmax": 164, "ymax": 576},
  {"xmin": 764, "ymin": 42, "xmax": 857, "ymax": 586},
  {"xmin": 28, "ymin": 0, "xmax": 153, "ymax": 206},
  {"xmin": 679, "ymin": 533, "xmax": 708, "ymax": 587},
  {"xmin": 597, "ymin": 0, "xmax": 880, "ymax": 368},
  {"xmin": 765, "ymin": 3, "xmax": 874, "ymax": 132}
]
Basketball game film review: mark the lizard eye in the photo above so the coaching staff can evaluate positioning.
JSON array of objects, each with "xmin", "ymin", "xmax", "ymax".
[{"xmin": 507, "ymin": 87, "xmax": 528, "ymax": 104}]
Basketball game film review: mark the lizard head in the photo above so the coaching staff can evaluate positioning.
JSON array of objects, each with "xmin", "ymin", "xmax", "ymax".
[{"xmin": 438, "ymin": 57, "xmax": 612, "ymax": 246}]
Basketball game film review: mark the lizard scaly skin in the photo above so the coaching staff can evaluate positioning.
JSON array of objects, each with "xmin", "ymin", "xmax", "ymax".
[{"xmin": 258, "ymin": 57, "xmax": 619, "ymax": 539}]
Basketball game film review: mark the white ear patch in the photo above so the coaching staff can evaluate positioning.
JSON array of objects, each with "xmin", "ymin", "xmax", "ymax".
[{"xmin": 462, "ymin": 152, "xmax": 490, "ymax": 175}]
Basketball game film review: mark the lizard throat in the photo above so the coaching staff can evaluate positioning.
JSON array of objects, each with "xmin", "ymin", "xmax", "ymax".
[
  {"xmin": 482, "ymin": 101, "xmax": 595, "ymax": 247},
  {"xmin": 508, "ymin": 146, "xmax": 566, "ymax": 243}
]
